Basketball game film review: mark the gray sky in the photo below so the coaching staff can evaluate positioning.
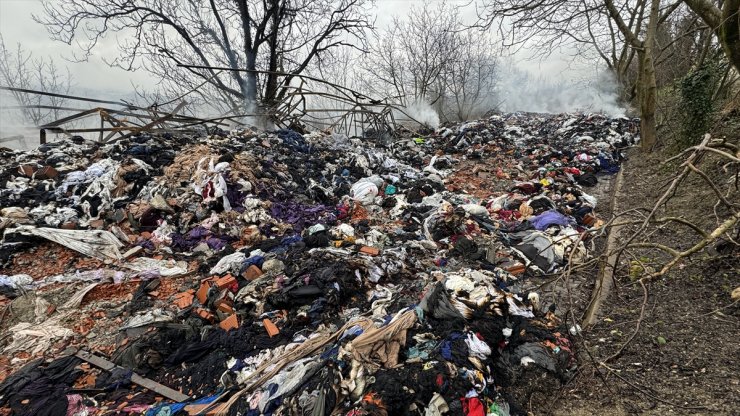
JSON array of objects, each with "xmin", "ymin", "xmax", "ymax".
[
  {"xmin": 0, "ymin": 0, "xmax": 157, "ymax": 93},
  {"xmin": 0, "ymin": 0, "xmax": 618, "ymax": 141},
  {"xmin": 0, "ymin": 0, "xmax": 583, "ymax": 96}
]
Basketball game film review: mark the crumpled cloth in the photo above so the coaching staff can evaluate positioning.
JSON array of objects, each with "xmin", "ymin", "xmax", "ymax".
[
  {"xmin": 4, "ymin": 226, "xmax": 123, "ymax": 261},
  {"xmin": 350, "ymin": 179, "xmax": 379, "ymax": 205},
  {"xmin": 425, "ymin": 392, "xmax": 450, "ymax": 416},
  {"xmin": 461, "ymin": 397, "xmax": 485, "ymax": 416},
  {"xmin": 349, "ymin": 309, "xmax": 416, "ymax": 370},
  {"xmin": 192, "ymin": 157, "xmax": 232, "ymax": 211},
  {"xmin": 528, "ymin": 210, "xmax": 573, "ymax": 230},
  {"xmin": 465, "ymin": 333, "xmax": 492, "ymax": 359},
  {"xmin": 4, "ymin": 314, "xmax": 75, "ymax": 355}
]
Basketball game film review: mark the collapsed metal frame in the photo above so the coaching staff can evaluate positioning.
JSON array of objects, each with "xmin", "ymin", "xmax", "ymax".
[
  {"xmin": 2, "ymin": 67, "xmax": 425, "ymax": 145},
  {"xmin": 272, "ymin": 77, "xmax": 399, "ymax": 137},
  {"xmin": 0, "ymin": 86, "xmax": 249, "ymax": 145},
  {"xmin": 177, "ymin": 65, "xmax": 425, "ymax": 137}
]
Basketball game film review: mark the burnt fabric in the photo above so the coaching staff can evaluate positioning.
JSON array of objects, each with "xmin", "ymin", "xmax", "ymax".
[
  {"xmin": 0, "ymin": 356, "xmax": 82, "ymax": 416},
  {"xmin": 0, "ymin": 112, "xmax": 634, "ymax": 415}
]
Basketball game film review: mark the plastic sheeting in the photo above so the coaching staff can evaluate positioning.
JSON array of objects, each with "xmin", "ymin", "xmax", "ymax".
[{"xmin": 4, "ymin": 225, "xmax": 123, "ymax": 261}]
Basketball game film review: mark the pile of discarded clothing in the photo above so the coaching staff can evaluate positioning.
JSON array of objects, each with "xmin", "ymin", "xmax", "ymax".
[{"xmin": 0, "ymin": 112, "xmax": 637, "ymax": 415}]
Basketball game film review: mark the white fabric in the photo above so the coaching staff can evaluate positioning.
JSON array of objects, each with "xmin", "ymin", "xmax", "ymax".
[
  {"xmin": 210, "ymin": 251, "xmax": 246, "ymax": 275},
  {"xmin": 350, "ymin": 180, "xmax": 378, "ymax": 205},
  {"xmin": 126, "ymin": 257, "xmax": 188, "ymax": 277},
  {"xmin": 192, "ymin": 157, "xmax": 232, "ymax": 211},
  {"xmin": 465, "ymin": 333, "xmax": 492, "ymax": 359},
  {"xmin": 4, "ymin": 226, "xmax": 123, "ymax": 261}
]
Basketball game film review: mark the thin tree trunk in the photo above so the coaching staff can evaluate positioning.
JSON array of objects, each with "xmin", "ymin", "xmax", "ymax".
[
  {"xmin": 264, "ymin": 0, "xmax": 281, "ymax": 107},
  {"xmin": 720, "ymin": 0, "xmax": 740, "ymax": 73},
  {"xmin": 638, "ymin": 0, "xmax": 660, "ymax": 151},
  {"xmin": 638, "ymin": 51, "xmax": 658, "ymax": 150},
  {"xmin": 245, "ymin": 51, "xmax": 258, "ymax": 112}
]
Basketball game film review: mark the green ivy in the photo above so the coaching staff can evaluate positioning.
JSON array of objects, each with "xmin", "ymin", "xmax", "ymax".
[{"xmin": 678, "ymin": 63, "xmax": 718, "ymax": 147}]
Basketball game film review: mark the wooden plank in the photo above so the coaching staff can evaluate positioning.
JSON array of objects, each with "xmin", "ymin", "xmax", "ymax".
[{"xmin": 75, "ymin": 350, "xmax": 190, "ymax": 402}]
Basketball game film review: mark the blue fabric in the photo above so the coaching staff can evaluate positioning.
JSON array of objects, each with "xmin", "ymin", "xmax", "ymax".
[
  {"xmin": 145, "ymin": 393, "xmax": 220, "ymax": 416},
  {"xmin": 229, "ymin": 359, "xmax": 246, "ymax": 372},
  {"xmin": 277, "ymin": 129, "xmax": 310, "ymax": 153},
  {"xmin": 339, "ymin": 325, "xmax": 365, "ymax": 340},
  {"xmin": 598, "ymin": 155, "xmax": 620, "ymax": 174},
  {"xmin": 528, "ymin": 210, "xmax": 572, "ymax": 230},
  {"xmin": 280, "ymin": 235, "xmax": 303, "ymax": 246},
  {"xmin": 243, "ymin": 255, "xmax": 265, "ymax": 268},
  {"xmin": 321, "ymin": 346, "xmax": 339, "ymax": 360},
  {"xmin": 439, "ymin": 332, "xmax": 465, "ymax": 361}
]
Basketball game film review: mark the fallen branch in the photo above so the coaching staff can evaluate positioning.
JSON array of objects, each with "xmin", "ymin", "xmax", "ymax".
[
  {"xmin": 597, "ymin": 362, "xmax": 713, "ymax": 411},
  {"xmin": 604, "ymin": 279, "xmax": 649, "ymax": 363},
  {"xmin": 641, "ymin": 211, "xmax": 740, "ymax": 282}
]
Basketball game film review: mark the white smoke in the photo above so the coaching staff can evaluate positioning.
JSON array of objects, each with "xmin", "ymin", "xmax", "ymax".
[
  {"xmin": 497, "ymin": 62, "xmax": 627, "ymax": 116},
  {"xmin": 399, "ymin": 101, "xmax": 440, "ymax": 128},
  {"xmin": 0, "ymin": 108, "xmax": 35, "ymax": 150}
]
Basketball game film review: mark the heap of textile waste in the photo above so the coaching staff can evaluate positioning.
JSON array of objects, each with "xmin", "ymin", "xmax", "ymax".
[{"xmin": 0, "ymin": 112, "xmax": 638, "ymax": 415}]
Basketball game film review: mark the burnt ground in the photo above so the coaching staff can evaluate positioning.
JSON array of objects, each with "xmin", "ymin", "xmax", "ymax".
[{"xmin": 545, "ymin": 143, "xmax": 740, "ymax": 415}]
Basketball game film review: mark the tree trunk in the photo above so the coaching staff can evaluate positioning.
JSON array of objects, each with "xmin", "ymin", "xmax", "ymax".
[
  {"xmin": 684, "ymin": 0, "xmax": 740, "ymax": 74},
  {"xmin": 245, "ymin": 50, "xmax": 258, "ymax": 112},
  {"xmin": 638, "ymin": 0, "xmax": 660, "ymax": 151},
  {"xmin": 637, "ymin": 51, "xmax": 658, "ymax": 150},
  {"xmin": 235, "ymin": 0, "xmax": 258, "ymax": 112},
  {"xmin": 719, "ymin": 0, "xmax": 740, "ymax": 73},
  {"xmin": 264, "ymin": 0, "xmax": 281, "ymax": 107}
]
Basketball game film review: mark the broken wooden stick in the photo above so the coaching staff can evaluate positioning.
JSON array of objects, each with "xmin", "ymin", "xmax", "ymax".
[{"xmin": 75, "ymin": 349, "xmax": 190, "ymax": 402}]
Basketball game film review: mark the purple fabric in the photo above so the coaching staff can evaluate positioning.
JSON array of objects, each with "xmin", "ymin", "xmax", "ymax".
[
  {"xmin": 270, "ymin": 202, "xmax": 334, "ymax": 232},
  {"xmin": 206, "ymin": 237, "xmax": 227, "ymax": 250},
  {"xmin": 188, "ymin": 226, "xmax": 210, "ymax": 239},
  {"xmin": 170, "ymin": 228, "xmax": 232, "ymax": 252},
  {"xmin": 170, "ymin": 233, "xmax": 200, "ymax": 251},
  {"xmin": 137, "ymin": 239, "xmax": 155, "ymax": 250},
  {"xmin": 225, "ymin": 182, "xmax": 247, "ymax": 213},
  {"xmin": 528, "ymin": 210, "xmax": 572, "ymax": 230}
]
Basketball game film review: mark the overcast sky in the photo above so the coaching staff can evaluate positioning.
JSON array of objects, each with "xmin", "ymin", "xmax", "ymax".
[
  {"xmin": 0, "ymin": 0, "xmax": 584, "ymax": 96},
  {"xmin": 0, "ymin": 0, "xmax": 158, "ymax": 94},
  {"xmin": 0, "ymin": 0, "xmax": 617, "ymax": 141}
]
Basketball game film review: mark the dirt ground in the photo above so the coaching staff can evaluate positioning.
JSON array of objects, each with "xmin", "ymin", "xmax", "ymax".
[{"xmin": 547, "ymin": 144, "xmax": 740, "ymax": 415}]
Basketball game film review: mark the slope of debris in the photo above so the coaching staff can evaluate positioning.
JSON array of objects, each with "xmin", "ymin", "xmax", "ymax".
[{"xmin": 0, "ymin": 113, "xmax": 638, "ymax": 415}]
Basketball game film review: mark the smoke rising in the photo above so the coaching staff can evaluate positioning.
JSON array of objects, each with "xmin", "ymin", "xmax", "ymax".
[
  {"xmin": 496, "ymin": 63, "xmax": 628, "ymax": 116},
  {"xmin": 400, "ymin": 101, "xmax": 441, "ymax": 128}
]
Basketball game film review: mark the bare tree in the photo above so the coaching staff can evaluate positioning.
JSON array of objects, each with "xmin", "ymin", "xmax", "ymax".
[
  {"xmin": 437, "ymin": 30, "xmax": 499, "ymax": 121},
  {"xmin": 35, "ymin": 0, "xmax": 375, "ymax": 116},
  {"xmin": 477, "ymin": 0, "xmax": 691, "ymax": 150},
  {"xmin": 363, "ymin": 2, "xmax": 460, "ymax": 106},
  {"xmin": 0, "ymin": 35, "xmax": 72, "ymax": 127},
  {"xmin": 603, "ymin": 0, "xmax": 662, "ymax": 150},
  {"xmin": 363, "ymin": 2, "xmax": 499, "ymax": 121},
  {"xmin": 683, "ymin": 0, "xmax": 740, "ymax": 73}
]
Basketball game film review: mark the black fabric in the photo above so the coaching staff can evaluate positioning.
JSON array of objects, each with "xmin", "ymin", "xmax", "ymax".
[
  {"xmin": 450, "ymin": 237, "xmax": 483, "ymax": 260},
  {"xmin": 0, "ymin": 356, "xmax": 82, "ymax": 416},
  {"xmin": 419, "ymin": 282, "xmax": 466, "ymax": 322},
  {"xmin": 575, "ymin": 172, "xmax": 598, "ymax": 187}
]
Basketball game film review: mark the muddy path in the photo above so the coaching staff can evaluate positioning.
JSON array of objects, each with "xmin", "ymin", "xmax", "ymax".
[{"xmin": 549, "ymin": 148, "xmax": 740, "ymax": 415}]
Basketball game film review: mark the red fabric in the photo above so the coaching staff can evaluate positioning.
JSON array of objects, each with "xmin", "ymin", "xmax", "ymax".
[{"xmin": 461, "ymin": 397, "xmax": 485, "ymax": 416}]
